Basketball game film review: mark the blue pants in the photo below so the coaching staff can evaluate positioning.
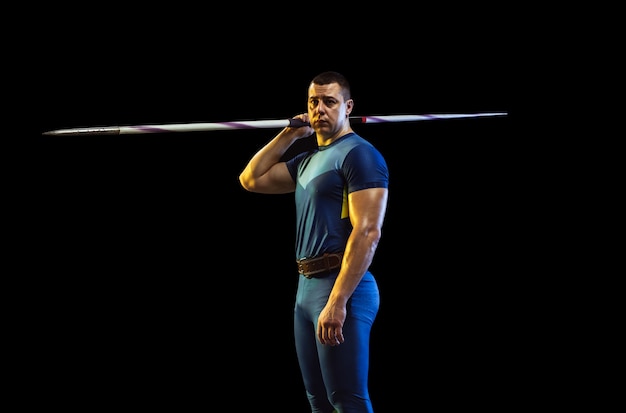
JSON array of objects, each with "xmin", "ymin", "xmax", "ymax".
[{"xmin": 294, "ymin": 271, "xmax": 379, "ymax": 413}]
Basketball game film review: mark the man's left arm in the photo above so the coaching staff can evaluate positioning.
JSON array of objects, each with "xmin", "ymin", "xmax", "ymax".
[{"xmin": 317, "ymin": 187, "xmax": 389, "ymax": 345}]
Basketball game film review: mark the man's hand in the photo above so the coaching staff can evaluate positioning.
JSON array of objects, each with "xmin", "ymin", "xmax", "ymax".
[{"xmin": 317, "ymin": 303, "xmax": 346, "ymax": 346}]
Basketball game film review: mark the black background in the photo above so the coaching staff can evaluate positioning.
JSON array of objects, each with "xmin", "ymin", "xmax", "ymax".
[{"xmin": 28, "ymin": 8, "xmax": 517, "ymax": 411}]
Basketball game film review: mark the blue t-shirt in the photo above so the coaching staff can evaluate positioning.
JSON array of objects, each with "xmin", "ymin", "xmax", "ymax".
[{"xmin": 286, "ymin": 132, "xmax": 389, "ymax": 260}]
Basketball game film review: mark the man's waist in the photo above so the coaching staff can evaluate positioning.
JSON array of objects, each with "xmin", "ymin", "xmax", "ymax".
[{"xmin": 296, "ymin": 252, "xmax": 344, "ymax": 279}]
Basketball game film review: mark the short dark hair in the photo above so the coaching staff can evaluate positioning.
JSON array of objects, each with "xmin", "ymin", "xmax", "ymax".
[{"xmin": 311, "ymin": 71, "xmax": 351, "ymax": 101}]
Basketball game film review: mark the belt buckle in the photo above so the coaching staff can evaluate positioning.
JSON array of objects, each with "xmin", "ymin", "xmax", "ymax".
[
  {"xmin": 297, "ymin": 260, "xmax": 307, "ymax": 277},
  {"xmin": 297, "ymin": 258, "xmax": 314, "ymax": 278}
]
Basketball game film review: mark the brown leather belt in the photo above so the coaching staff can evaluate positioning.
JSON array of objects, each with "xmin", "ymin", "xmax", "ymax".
[{"xmin": 297, "ymin": 252, "xmax": 344, "ymax": 278}]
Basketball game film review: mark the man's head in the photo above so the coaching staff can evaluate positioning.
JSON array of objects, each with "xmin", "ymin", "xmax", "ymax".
[{"xmin": 307, "ymin": 71, "xmax": 354, "ymax": 139}]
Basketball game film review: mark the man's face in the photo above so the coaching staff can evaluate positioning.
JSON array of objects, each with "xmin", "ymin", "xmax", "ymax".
[{"xmin": 307, "ymin": 82, "xmax": 352, "ymax": 137}]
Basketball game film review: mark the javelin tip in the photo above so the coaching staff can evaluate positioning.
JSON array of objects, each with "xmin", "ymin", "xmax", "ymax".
[{"xmin": 42, "ymin": 127, "xmax": 122, "ymax": 136}]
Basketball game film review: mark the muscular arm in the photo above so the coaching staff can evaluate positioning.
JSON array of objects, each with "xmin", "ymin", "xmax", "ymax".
[
  {"xmin": 317, "ymin": 186, "xmax": 389, "ymax": 345},
  {"xmin": 239, "ymin": 115, "xmax": 313, "ymax": 194}
]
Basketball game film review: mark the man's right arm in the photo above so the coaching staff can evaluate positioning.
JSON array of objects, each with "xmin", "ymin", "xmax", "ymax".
[{"xmin": 239, "ymin": 117, "xmax": 313, "ymax": 194}]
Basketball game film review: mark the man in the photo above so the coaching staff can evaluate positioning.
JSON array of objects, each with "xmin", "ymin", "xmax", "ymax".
[{"xmin": 239, "ymin": 71, "xmax": 389, "ymax": 413}]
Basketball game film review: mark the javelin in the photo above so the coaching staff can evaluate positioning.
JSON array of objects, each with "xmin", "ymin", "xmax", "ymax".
[{"xmin": 42, "ymin": 112, "xmax": 507, "ymax": 136}]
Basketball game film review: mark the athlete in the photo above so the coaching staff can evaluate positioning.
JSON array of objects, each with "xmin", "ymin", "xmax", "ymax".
[{"xmin": 239, "ymin": 71, "xmax": 389, "ymax": 413}]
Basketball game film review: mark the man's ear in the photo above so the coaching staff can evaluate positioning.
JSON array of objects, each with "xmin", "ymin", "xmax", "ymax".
[{"xmin": 346, "ymin": 99, "xmax": 354, "ymax": 116}]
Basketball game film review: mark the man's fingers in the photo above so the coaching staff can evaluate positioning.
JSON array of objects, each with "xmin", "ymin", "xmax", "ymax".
[{"xmin": 317, "ymin": 327, "xmax": 344, "ymax": 346}]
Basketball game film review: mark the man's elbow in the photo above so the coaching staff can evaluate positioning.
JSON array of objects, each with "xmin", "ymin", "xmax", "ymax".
[
  {"xmin": 239, "ymin": 173, "xmax": 255, "ymax": 192},
  {"xmin": 360, "ymin": 226, "xmax": 383, "ymax": 247}
]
